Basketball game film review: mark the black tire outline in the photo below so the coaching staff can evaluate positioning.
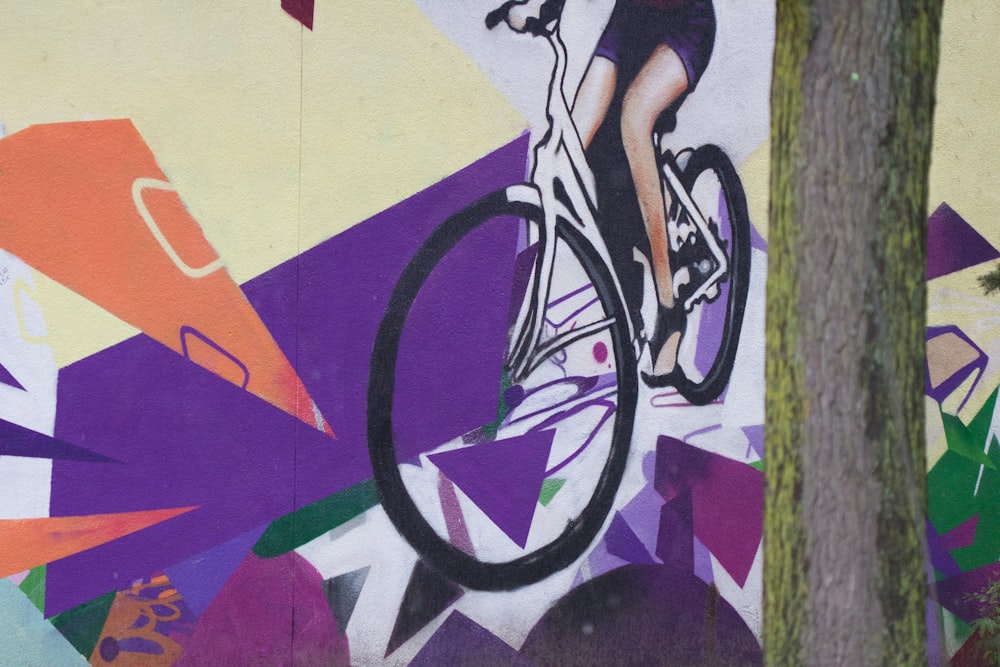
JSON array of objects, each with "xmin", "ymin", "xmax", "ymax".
[
  {"xmin": 367, "ymin": 188, "xmax": 637, "ymax": 590},
  {"xmin": 670, "ymin": 145, "xmax": 751, "ymax": 406}
]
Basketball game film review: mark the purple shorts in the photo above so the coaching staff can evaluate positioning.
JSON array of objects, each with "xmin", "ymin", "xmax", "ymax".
[{"xmin": 595, "ymin": 0, "xmax": 715, "ymax": 91}]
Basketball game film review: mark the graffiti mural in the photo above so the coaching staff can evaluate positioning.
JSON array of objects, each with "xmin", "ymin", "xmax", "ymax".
[{"xmin": 3, "ymin": 0, "xmax": 991, "ymax": 664}]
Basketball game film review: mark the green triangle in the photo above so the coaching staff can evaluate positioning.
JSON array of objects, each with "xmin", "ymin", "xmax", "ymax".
[
  {"xmin": 940, "ymin": 407, "xmax": 997, "ymax": 468},
  {"xmin": 48, "ymin": 589, "xmax": 116, "ymax": 658},
  {"xmin": 749, "ymin": 460, "xmax": 765, "ymax": 472},
  {"xmin": 538, "ymin": 478, "xmax": 566, "ymax": 506},
  {"xmin": 18, "ymin": 565, "xmax": 45, "ymax": 613}
]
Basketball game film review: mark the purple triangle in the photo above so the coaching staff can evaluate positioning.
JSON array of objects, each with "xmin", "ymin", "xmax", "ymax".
[
  {"xmin": 605, "ymin": 512, "xmax": 656, "ymax": 565},
  {"xmin": 165, "ymin": 524, "xmax": 266, "ymax": 617},
  {"xmin": 0, "ymin": 418, "xmax": 119, "ymax": 463},
  {"xmin": 741, "ymin": 425, "xmax": 764, "ymax": 459},
  {"xmin": 409, "ymin": 611, "xmax": 531, "ymax": 666},
  {"xmin": 940, "ymin": 514, "xmax": 979, "ymax": 552},
  {"xmin": 0, "ymin": 360, "xmax": 25, "ymax": 390},
  {"xmin": 429, "ymin": 430, "xmax": 554, "ymax": 548},
  {"xmin": 927, "ymin": 202, "xmax": 999, "ymax": 280}
]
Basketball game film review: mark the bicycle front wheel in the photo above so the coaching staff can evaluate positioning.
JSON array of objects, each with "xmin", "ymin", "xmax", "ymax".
[
  {"xmin": 368, "ymin": 187, "xmax": 636, "ymax": 590},
  {"xmin": 671, "ymin": 145, "xmax": 751, "ymax": 405}
]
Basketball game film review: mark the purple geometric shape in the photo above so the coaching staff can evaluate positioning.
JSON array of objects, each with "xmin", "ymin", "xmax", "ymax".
[
  {"xmin": 587, "ymin": 539, "xmax": 629, "ymax": 581},
  {"xmin": 0, "ymin": 417, "xmax": 119, "ymax": 463},
  {"xmin": 618, "ymin": 480, "xmax": 666, "ymax": 549},
  {"xmin": 429, "ymin": 429, "xmax": 554, "ymax": 549},
  {"xmin": 654, "ymin": 435, "xmax": 708, "ymax": 502},
  {"xmin": 165, "ymin": 524, "xmax": 266, "ymax": 617},
  {"xmin": 693, "ymin": 535, "xmax": 715, "ymax": 584},
  {"xmin": 941, "ymin": 514, "xmax": 979, "ymax": 552},
  {"xmin": 48, "ymin": 340, "xmax": 361, "ymax": 616},
  {"xmin": 409, "ymin": 611, "xmax": 531, "ymax": 667},
  {"xmin": 654, "ymin": 435, "xmax": 763, "ymax": 587},
  {"xmin": 176, "ymin": 551, "xmax": 348, "ymax": 666},
  {"xmin": 392, "ymin": 213, "xmax": 520, "ymax": 464},
  {"xmin": 521, "ymin": 564, "xmax": 763, "ymax": 666},
  {"xmin": 0, "ymin": 360, "xmax": 25, "ymax": 390},
  {"xmin": 692, "ymin": 191, "xmax": 737, "ymax": 387},
  {"xmin": 242, "ymin": 135, "xmax": 530, "ymax": 467},
  {"xmin": 657, "ymin": 490, "xmax": 694, "ymax": 572},
  {"xmin": 741, "ymin": 425, "xmax": 764, "ymax": 459},
  {"xmin": 925, "ymin": 325, "xmax": 987, "ymax": 413},
  {"xmin": 281, "ymin": 0, "xmax": 314, "ymax": 29},
  {"xmin": 935, "ymin": 561, "xmax": 1000, "ymax": 624},
  {"xmin": 605, "ymin": 512, "xmax": 656, "ymax": 565},
  {"xmin": 927, "ymin": 595, "xmax": 947, "ymax": 667},
  {"xmin": 438, "ymin": 473, "xmax": 474, "ymax": 556},
  {"xmin": 925, "ymin": 519, "xmax": 961, "ymax": 578},
  {"xmin": 927, "ymin": 202, "xmax": 999, "ymax": 280},
  {"xmin": 46, "ymin": 137, "xmax": 529, "ymax": 616},
  {"xmin": 749, "ymin": 218, "xmax": 767, "ymax": 253}
]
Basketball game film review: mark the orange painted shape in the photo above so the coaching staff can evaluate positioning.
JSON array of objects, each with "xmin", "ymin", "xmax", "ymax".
[
  {"xmin": 0, "ymin": 120, "xmax": 334, "ymax": 437},
  {"xmin": 0, "ymin": 506, "xmax": 198, "ymax": 578},
  {"xmin": 90, "ymin": 575, "xmax": 186, "ymax": 666}
]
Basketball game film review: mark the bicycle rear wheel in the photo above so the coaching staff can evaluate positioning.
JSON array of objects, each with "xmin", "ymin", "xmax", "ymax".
[
  {"xmin": 368, "ymin": 187, "xmax": 637, "ymax": 590},
  {"xmin": 670, "ymin": 145, "xmax": 751, "ymax": 405}
]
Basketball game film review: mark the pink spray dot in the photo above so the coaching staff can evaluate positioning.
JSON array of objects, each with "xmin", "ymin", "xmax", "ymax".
[{"xmin": 592, "ymin": 341, "xmax": 608, "ymax": 364}]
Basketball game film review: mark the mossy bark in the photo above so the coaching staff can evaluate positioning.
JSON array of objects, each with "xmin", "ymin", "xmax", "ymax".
[{"xmin": 764, "ymin": 1, "xmax": 942, "ymax": 665}]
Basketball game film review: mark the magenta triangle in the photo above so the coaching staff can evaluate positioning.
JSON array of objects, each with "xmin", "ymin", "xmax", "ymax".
[
  {"xmin": 429, "ymin": 430, "xmax": 555, "ymax": 549},
  {"xmin": 0, "ymin": 360, "xmax": 25, "ymax": 391}
]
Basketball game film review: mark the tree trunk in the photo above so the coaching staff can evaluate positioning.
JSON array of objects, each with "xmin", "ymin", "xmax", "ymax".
[{"xmin": 764, "ymin": 1, "xmax": 942, "ymax": 665}]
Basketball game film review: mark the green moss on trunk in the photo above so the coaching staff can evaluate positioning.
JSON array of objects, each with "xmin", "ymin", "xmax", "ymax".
[{"xmin": 765, "ymin": 1, "xmax": 941, "ymax": 664}]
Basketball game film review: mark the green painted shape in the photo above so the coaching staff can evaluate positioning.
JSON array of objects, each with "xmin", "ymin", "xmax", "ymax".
[
  {"xmin": 481, "ymin": 370, "xmax": 512, "ymax": 442},
  {"xmin": 18, "ymin": 565, "xmax": 45, "ymax": 613},
  {"xmin": 967, "ymin": 387, "xmax": 999, "ymax": 443},
  {"xmin": 253, "ymin": 477, "xmax": 380, "ymax": 558},
  {"xmin": 929, "ymin": 387, "xmax": 1000, "ymax": 573},
  {"xmin": 749, "ymin": 460, "xmax": 765, "ymax": 472},
  {"xmin": 48, "ymin": 590, "xmax": 116, "ymax": 659},
  {"xmin": 538, "ymin": 478, "xmax": 566, "ymax": 506},
  {"xmin": 940, "ymin": 408, "xmax": 997, "ymax": 468},
  {"xmin": 928, "ymin": 449, "xmax": 1000, "ymax": 572}
]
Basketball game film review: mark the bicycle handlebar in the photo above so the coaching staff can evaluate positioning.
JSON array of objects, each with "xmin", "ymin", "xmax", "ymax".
[{"xmin": 485, "ymin": 0, "xmax": 565, "ymax": 36}]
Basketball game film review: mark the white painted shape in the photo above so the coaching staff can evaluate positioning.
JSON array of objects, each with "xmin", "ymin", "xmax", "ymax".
[
  {"xmin": 0, "ymin": 251, "xmax": 58, "ymax": 434},
  {"xmin": 0, "ymin": 457, "xmax": 52, "ymax": 520},
  {"xmin": 711, "ymin": 540, "xmax": 764, "ymax": 643},
  {"xmin": 0, "ymin": 250, "xmax": 57, "ymax": 520}
]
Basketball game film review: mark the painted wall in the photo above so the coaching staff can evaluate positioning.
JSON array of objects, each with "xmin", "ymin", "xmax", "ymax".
[{"xmin": 0, "ymin": 1, "xmax": 993, "ymax": 665}]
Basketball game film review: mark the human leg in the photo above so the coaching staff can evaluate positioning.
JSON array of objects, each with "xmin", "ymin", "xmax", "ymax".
[
  {"xmin": 620, "ymin": 43, "xmax": 689, "ymax": 374},
  {"xmin": 572, "ymin": 55, "xmax": 617, "ymax": 149}
]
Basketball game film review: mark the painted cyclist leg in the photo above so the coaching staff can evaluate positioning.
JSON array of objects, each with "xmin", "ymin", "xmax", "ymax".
[{"xmin": 620, "ymin": 43, "xmax": 690, "ymax": 379}]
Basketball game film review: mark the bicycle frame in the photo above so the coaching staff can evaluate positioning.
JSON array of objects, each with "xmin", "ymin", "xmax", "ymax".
[{"xmin": 503, "ymin": 17, "xmax": 729, "ymax": 383}]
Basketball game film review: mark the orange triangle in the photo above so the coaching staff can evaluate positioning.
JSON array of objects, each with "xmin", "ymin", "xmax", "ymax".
[
  {"xmin": 0, "ymin": 120, "xmax": 334, "ymax": 437},
  {"xmin": 0, "ymin": 506, "xmax": 198, "ymax": 578}
]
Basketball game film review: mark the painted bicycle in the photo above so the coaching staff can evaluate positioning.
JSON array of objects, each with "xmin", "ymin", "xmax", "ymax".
[{"xmin": 368, "ymin": 0, "xmax": 750, "ymax": 590}]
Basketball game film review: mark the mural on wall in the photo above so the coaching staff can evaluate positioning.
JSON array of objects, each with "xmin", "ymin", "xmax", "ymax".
[
  {"xmin": 919, "ymin": 4, "xmax": 1000, "ymax": 663},
  {"xmin": 41, "ymin": 0, "xmax": 1000, "ymax": 664}
]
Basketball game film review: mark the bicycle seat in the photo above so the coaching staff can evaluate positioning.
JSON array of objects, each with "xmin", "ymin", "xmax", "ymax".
[{"xmin": 486, "ymin": 0, "xmax": 565, "ymax": 35}]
